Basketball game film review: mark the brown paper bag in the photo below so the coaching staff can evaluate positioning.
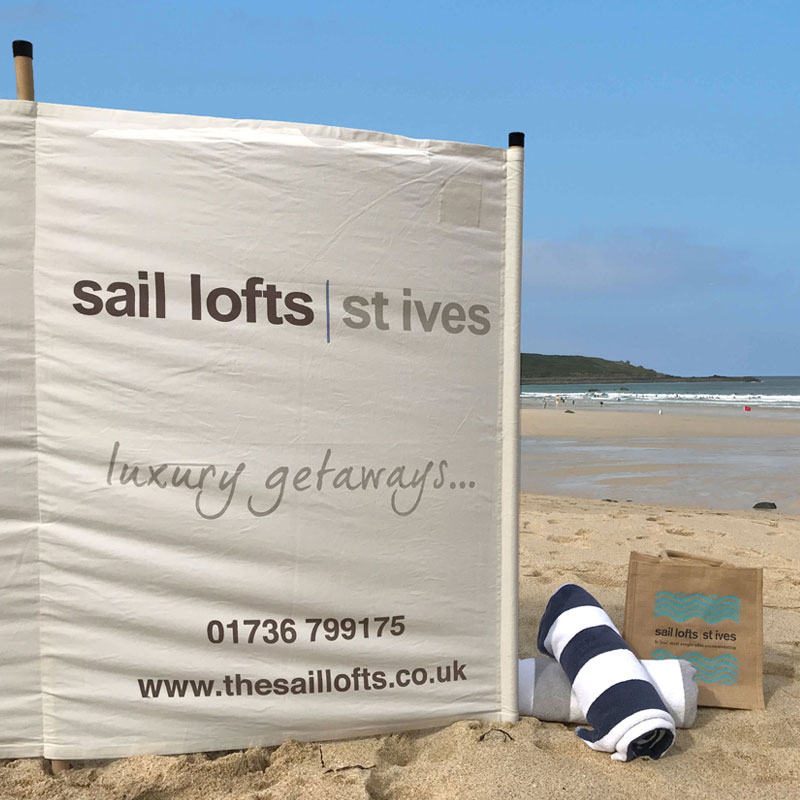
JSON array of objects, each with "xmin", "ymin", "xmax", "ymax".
[{"xmin": 623, "ymin": 550, "xmax": 764, "ymax": 709}]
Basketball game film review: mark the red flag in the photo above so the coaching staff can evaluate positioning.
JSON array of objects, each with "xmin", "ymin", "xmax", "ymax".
[{"xmin": 744, "ymin": 405, "xmax": 752, "ymax": 412}]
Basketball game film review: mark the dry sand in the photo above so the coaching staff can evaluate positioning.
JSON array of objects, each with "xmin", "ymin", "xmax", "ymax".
[{"xmin": 2, "ymin": 493, "xmax": 798, "ymax": 799}]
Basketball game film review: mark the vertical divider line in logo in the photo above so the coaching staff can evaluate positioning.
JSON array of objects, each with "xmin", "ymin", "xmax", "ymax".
[{"xmin": 326, "ymin": 280, "xmax": 331, "ymax": 343}]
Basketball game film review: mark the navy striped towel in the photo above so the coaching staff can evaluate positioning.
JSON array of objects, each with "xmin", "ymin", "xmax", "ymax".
[{"xmin": 537, "ymin": 584, "xmax": 676, "ymax": 761}]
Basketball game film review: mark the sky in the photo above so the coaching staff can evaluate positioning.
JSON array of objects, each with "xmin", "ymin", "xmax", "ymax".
[{"xmin": 3, "ymin": 0, "xmax": 799, "ymax": 375}]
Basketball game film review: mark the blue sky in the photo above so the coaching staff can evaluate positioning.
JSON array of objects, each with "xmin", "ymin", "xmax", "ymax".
[{"xmin": 4, "ymin": 0, "xmax": 798, "ymax": 374}]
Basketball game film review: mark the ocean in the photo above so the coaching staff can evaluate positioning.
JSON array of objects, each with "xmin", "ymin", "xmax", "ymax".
[{"xmin": 521, "ymin": 375, "xmax": 800, "ymax": 413}]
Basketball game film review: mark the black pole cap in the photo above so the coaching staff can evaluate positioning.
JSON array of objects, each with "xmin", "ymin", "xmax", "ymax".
[
  {"xmin": 508, "ymin": 131, "xmax": 525, "ymax": 148},
  {"xmin": 13, "ymin": 40, "xmax": 33, "ymax": 59}
]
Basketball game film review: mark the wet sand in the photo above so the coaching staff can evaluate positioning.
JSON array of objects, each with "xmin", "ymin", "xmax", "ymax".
[
  {"xmin": 521, "ymin": 408, "xmax": 800, "ymax": 513},
  {"xmin": 521, "ymin": 407, "xmax": 800, "ymax": 438}
]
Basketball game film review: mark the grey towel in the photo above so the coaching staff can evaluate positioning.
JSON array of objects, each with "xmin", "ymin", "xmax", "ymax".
[{"xmin": 519, "ymin": 657, "xmax": 698, "ymax": 728}]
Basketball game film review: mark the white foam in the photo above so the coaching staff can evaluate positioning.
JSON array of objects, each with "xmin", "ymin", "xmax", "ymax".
[{"xmin": 520, "ymin": 390, "xmax": 800, "ymax": 408}]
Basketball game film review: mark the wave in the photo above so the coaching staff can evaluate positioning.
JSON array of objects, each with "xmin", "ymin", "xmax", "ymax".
[
  {"xmin": 651, "ymin": 649, "xmax": 739, "ymax": 684},
  {"xmin": 519, "ymin": 390, "xmax": 800, "ymax": 408},
  {"xmin": 653, "ymin": 604, "xmax": 741, "ymax": 624},
  {"xmin": 654, "ymin": 591, "xmax": 740, "ymax": 624},
  {"xmin": 656, "ymin": 593, "xmax": 740, "ymax": 602},
  {"xmin": 652, "ymin": 652, "xmax": 738, "ymax": 666}
]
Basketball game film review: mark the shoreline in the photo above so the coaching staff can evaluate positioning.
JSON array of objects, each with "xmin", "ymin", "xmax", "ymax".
[{"xmin": 520, "ymin": 376, "xmax": 762, "ymax": 384}]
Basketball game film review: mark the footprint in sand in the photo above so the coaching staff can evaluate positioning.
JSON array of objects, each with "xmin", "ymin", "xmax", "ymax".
[
  {"xmin": 570, "ymin": 568, "xmax": 626, "ymax": 589},
  {"xmin": 764, "ymin": 660, "xmax": 796, "ymax": 679},
  {"xmin": 664, "ymin": 527, "xmax": 694, "ymax": 537},
  {"xmin": 540, "ymin": 568, "xmax": 566, "ymax": 582},
  {"xmin": 546, "ymin": 528, "xmax": 594, "ymax": 547},
  {"xmin": 374, "ymin": 735, "xmax": 417, "ymax": 768}
]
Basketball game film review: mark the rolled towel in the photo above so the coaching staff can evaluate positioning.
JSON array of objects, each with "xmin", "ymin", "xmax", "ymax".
[
  {"xmin": 537, "ymin": 584, "xmax": 676, "ymax": 761},
  {"xmin": 518, "ymin": 657, "xmax": 698, "ymax": 728}
]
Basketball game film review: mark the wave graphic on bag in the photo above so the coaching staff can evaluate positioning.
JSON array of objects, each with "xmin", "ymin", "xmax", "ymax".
[
  {"xmin": 652, "ymin": 649, "xmax": 738, "ymax": 685},
  {"xmin": 654, "ymin": 592, "xmax": 741, "ymax": 624}
]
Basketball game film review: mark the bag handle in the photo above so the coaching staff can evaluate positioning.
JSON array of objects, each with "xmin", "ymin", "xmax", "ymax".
[{"xmin": 660, "ymin": 549, "xmax": 725, "ymax": 567}]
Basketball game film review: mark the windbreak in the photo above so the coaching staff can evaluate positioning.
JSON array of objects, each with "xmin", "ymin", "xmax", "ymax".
[{"xmin": 0, "ymin": 102, "xmax": 520, "ymax": 758}]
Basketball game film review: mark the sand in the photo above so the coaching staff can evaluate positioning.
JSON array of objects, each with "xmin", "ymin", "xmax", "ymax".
[
  {"xmin": 521, "ymin": 407, "xmax": 800, "ymax": 438},
  {"xmin": 521, "ymin": 407, "xmax": 800, "ymax": 513},
  {"xmin": 2, "ymin": 490, "xmax": 798, "ymax": 799}
]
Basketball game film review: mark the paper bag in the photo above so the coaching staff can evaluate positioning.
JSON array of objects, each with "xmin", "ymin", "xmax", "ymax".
[{"xmin": 623, "ymin": 550, "xmax": 764, "ymax": 710}]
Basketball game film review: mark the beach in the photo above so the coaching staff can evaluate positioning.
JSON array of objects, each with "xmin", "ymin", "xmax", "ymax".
[
  {"xmin": 2, "ymin": 409, "xmax": 799, "ymax": 798},
  {"xmin": 522, "ymin": 407, "xmax": 800, "ymax": 513},
  {"xmin": 522, "ymin": 406, "xmax": 800, "ymax": 438}
]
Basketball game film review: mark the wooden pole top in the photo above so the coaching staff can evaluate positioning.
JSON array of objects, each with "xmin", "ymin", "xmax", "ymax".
[{"xmin": 13, "ymin": 39, "xmax": 34, "ymax": 101}]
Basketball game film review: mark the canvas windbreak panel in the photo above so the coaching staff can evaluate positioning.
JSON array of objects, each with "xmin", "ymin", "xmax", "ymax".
[
  {"xmin": 0, "ymin": 102, "xmax": 42, "ymax": 757},
  {"xmin": 0, "ymin": 101, "xmax": 518, "ymax": 758}
]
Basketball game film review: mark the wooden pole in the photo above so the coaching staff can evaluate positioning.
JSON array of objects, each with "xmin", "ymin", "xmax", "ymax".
[{"xmin": 12, "ymin": 40, "xmax": 34, "ymax": 100}]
